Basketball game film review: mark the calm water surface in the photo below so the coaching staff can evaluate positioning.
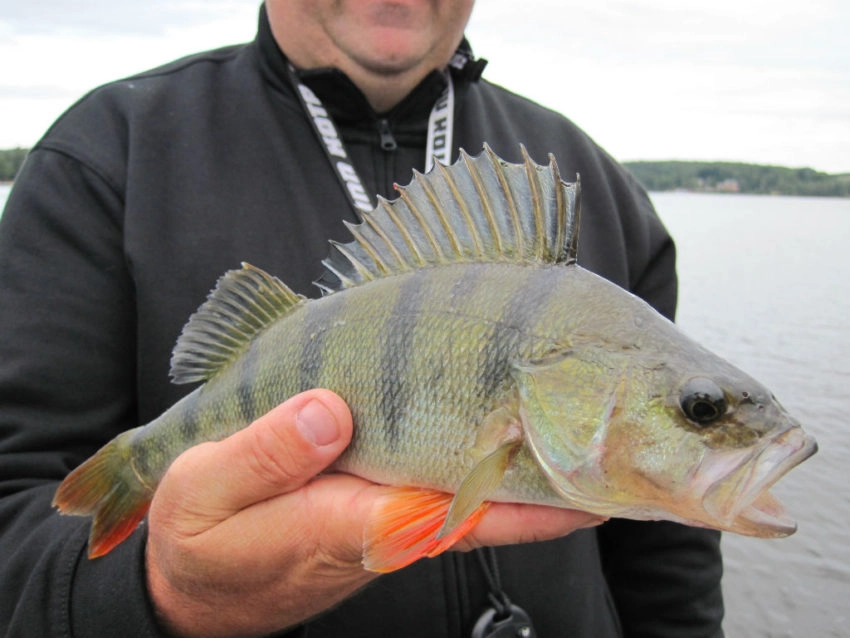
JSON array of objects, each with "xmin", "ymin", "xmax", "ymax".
[
  {"xmin": 1, "ymin": 185, "xmax": 847, "ymax": 635},
  {"xmin": 654, "ymin": 192, "xmax": 850, "ymax": 638}
]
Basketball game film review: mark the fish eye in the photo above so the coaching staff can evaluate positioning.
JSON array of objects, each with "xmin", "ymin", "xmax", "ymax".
[{"xmin": 680, "ymin": 377, "xmax": 727, "ymax": 426}]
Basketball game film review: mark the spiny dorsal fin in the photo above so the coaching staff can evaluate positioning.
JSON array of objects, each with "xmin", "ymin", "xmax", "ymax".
[
  {"xmin": 315, "ymin": 144, "xmax": 581, "ymax": 294},
  {"xmin": 169, "ymin": 263, "xmax": 305, "ymax": 384}
]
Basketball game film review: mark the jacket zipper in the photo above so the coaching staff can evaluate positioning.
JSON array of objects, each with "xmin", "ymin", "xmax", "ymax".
[
  {"xmin": 375, "ymin": 118, "xmax": 398, "ymax": 197},
  {"xmin": 377, "ymin": 118, "xmax": 398, "ymax": 151}
]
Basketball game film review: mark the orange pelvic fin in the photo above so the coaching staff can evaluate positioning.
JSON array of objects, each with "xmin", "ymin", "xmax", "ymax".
[
  {"xmin": 52, "ymin": 430, "xmax": 153, "ymax": 558},
  {"xmin": 363, "ymin": 486, "xmax": 489, "ymax": 573}
]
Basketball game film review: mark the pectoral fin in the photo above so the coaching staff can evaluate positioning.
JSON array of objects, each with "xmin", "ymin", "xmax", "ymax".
[{"xmin": 438, "ymin": 438, "xmax": 521, "ymax": 538}]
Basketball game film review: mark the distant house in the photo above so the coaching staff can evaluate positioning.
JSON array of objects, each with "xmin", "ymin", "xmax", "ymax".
[{"xmin": 715, "ymin": 178, "xmax": 740, "ymax": 193}]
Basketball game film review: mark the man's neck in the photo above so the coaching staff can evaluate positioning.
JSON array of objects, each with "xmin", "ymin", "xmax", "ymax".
[
  {"xmin": 265, "ymin": 2, "xmax": 464, "ymax": 114},
  {"xmin": 275, "ymin": 40, "xmax": 440, "ymax": 114},
  {"xmin": 336, "ymin": 68, "xmax": 435, "ymax": 114}
]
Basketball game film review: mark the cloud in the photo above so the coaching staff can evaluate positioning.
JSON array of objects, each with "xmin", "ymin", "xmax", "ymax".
[
  {"xmin": 0, "ymin": 1, "xmax": 260, "ymax": 149},
  {"xmin": 0, "ymin": 84, "xmax": 76, "ymax": 100},
  {"xmin": 0, "ymin": 0, "xmax": 847, "ymax": 172},
  {"xmin": 0, "ymin": 0, "xmax": 256, "ymax": 37},
  {"xmin": 466, "ymin": 0, "xmax": 850, "ymax": 172}
]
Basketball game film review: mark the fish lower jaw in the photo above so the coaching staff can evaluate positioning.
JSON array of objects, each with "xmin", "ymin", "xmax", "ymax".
[
  {"xmin": 728, "ymin": 490, "xmax": 797, "ymax": 537},
  {"xmin": 702, "ymin": 429, "xmax": 817, "ymax": 538},
  {"xmin": 700, "ymin": 481, "xmax": 797, "ymax": 537}
]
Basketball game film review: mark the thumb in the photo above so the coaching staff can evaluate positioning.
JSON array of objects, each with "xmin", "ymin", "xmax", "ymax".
[{"xmin": 158, "ymin": 389, "xmax": 353, "ymax": 525}]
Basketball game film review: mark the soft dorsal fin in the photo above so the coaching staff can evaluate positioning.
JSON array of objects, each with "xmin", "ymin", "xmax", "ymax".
[
  {"xmin": 170, "ymin": 263, "xmax": 305, "ymax": 384},
  {"xmin": 316, "ymin": 144, "xmax": 581, "ymax": 294}
]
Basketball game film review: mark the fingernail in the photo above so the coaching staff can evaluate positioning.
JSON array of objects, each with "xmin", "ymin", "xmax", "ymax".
[{"xmin": 296, "ymin": 399, "xmax": 341, "ymax": 447}]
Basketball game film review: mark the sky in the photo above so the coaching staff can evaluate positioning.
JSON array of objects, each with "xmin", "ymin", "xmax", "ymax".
[{"xmin": 0, "ymin": 0, "xmax": 847, "ymax": 174}]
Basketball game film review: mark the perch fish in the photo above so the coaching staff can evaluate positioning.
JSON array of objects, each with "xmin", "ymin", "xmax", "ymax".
[{"xmin": 53, "ymin": 146, "xmax": 817, "ymax": 572}]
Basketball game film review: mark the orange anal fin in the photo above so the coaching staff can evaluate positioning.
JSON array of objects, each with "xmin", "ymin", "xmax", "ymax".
[{"xmin": 363, "ymin": 487, "xmax": 490, "ymax": 573}]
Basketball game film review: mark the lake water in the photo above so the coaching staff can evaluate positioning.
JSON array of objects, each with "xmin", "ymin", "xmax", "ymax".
[
  {"xmin": 654, "ymin": 192, "xmax": 850, "ymax": 638},
  {"xmin": 1, "ymin": 184, "xmax": 847, "ymax": 635}
]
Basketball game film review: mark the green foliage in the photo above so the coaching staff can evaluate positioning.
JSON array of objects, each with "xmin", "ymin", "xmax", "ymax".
[
  {"xmin": 0, "ymin": 148, "xmax": 29, "ymax": 182},
  {"xmin": 624, "ymin": 161, "xmax": 850, "ymax": 198},
  {"xmin": 2, "ymin": 148, "xmax": 847, "ymax": 198}
]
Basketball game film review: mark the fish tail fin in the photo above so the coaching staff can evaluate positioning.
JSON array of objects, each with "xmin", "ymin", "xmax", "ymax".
[
  {"xmin": 363, "ymin": 487, "xmax": 489, "ymax": 573},
  {"xmin": 52, "ymin": 429, "xmax": 153, "ymax": 558}
]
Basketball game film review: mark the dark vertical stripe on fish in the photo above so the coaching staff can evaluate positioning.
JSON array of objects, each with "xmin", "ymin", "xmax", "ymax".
[
  {"xmin": 380, "ymin": 269, "xmax": 429, "ymax": 451},
  {"xmin": 133, "ymin": 389, "xmax": 203, "ymax": 482},
  {"xmin": 476, "ymin": 265, "xmax": 560, "ymax": 400},
  {"xmin": 175, "ymin": 388, "xmax": 203, "ymax": 448},
  {"xmin": 235, "ymin": 341, "xmax": 260, "ymax": 423},
  {"xmin": 298, "ymin": 292, "xmax": 345, "ymax": 393}
]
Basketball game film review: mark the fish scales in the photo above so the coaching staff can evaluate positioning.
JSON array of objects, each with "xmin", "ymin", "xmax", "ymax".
[
  {"xmin": 53, "ymin": 146, "xmax": 816, "ymax": 570},
  {"xmin": 130, "ymin": 261, "xmax": 572, "ymax": 497},
  {"xmin": 377, "ymin": 267, "xmax": 429, "ymax": 453},
  {"xmin": 202, "ymin": 262, "xmax": 532, "ymax": 488},
  {"xmin": 323, "ymin": 263, "xmax": 566, "ymax": 489}
]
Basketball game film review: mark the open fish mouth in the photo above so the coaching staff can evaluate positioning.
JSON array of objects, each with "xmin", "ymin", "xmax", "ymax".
[{"xmin": 702, "ymin": 427, "xmax": 818, "ymax": 537}]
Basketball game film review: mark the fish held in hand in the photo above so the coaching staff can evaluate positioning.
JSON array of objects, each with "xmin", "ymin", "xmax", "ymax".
[{"xmin": 53, "ymin": 145, "xmax": 817, "ymax": 571}]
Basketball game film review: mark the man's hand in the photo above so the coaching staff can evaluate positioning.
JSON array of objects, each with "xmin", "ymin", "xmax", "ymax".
[{"xmin": 146, "ymin": 389, "xmax": 604, "ymax": 637}]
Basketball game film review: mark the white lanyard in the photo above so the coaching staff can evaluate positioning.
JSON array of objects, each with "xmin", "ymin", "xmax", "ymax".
[
  {"xmin": 425, "ymin": 73, "xmax": 455, "ymax": 172},
  {"xmin": 289, "ymin": 65, "xmax": 455, "ymax": 216}
]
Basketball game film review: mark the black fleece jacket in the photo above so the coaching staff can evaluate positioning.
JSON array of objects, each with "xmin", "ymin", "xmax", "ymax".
[{"xmin": 0, "ymin": 6, "xmax": 723, "ymax": 637}]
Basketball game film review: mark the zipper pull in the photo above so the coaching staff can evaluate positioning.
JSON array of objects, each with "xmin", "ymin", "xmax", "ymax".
[{"xmin": 377, "ymin": 118, "xmax": 398, "ymax": 151}]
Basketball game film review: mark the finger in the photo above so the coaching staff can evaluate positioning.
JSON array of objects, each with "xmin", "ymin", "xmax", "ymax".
[
  {"xmin": 455, "ymin": 503, "xmax": 607, "ymax": 550},
  {"xmin": 147, "ymin": 469, "xmax": 382, "ymax": 638},
  {"xmin": 158, "ymin": 389, "xmax": 353, "ymax": 524}
]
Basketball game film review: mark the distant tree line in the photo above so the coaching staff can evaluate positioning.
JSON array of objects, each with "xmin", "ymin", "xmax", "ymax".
[
  {"xmin": 2, "ymin": 147, "xmax": 848, "ymax": 197},
  {"xmin": 0, "ymin": 148, "xmax": 28, "ymax": 182},
  {"xmin": 624, "ymin": 160, "xmax": 850, "ymax": 197}
]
